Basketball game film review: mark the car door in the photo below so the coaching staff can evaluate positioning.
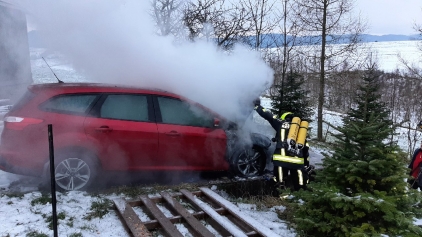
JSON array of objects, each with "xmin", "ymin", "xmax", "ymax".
[
  {"xmin": 154, "ymin": 96, "xmax": 227, "ymax": 170},
  {"xmin": 84, "ymin": 93, "xmax": 158, "ymax": 171}
]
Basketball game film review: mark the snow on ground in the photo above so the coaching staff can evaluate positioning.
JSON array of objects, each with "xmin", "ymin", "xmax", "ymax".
[
  {"xmin": 269, "ymin": 40, "xmax": 422, "ymax": 73},
  {"xmin": 0, "ymin": 191, "xmax": 128, "ymax": 237},
  {"xmin": 30, "ymin": 48, "xmax": 90, "ymax": 84},
  {"xmin": 201, "ymin": 187, "xmax": 288, "ymax": 237},
  {"xmin": 364, "ymin": 40, "xmax": 422, "ymax": 72},
  {"xmin": 0, "ymin": 171, "xmax": 299, "ymax": 236}
]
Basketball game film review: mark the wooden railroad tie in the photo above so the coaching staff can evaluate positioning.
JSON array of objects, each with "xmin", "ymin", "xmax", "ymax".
[{"xmin": 113, "ymin": 186, "xmax": 279, "ymax": 237}]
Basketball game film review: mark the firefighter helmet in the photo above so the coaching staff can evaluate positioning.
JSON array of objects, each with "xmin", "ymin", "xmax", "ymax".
[{"xmin": 281, "ymin": 112, "xmax": 294, "ymax": 121}]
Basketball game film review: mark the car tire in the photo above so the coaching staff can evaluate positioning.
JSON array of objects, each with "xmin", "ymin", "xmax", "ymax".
[
  {"xmin": 54, "ymin": 150, "xmax": 98, "ymax": 191},
  {"xmin": 230, "ymin": 146, "xmax": 266, "ymax": 177}
]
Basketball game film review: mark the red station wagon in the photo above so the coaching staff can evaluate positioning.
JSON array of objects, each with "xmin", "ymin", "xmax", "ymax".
[{"xmin": 0, "ymin": 83, "xmax": 271, "ymax": 191}]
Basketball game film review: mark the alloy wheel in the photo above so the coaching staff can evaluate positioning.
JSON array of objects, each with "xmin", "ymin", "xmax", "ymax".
[
  {"xmin": 236, "ymin": 147, "xmax": 263, "ymax": 177},
  {"xmin": 55, "ymin": 158, "xmax": 91, "ymax": 191}
]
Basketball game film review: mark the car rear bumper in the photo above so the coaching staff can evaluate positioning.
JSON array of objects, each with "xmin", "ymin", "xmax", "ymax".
[{"xmin": 0, "ymin": 150, "xmax": 43, "ymax": 177}]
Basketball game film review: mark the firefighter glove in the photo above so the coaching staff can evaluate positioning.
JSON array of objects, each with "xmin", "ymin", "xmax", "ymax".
[{"xmin": 253, "ymin": 97, "xmax": 261, "ymax": 107}]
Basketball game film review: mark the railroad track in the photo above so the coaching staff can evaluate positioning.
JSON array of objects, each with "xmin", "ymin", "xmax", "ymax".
[{"xmin": 113, "ymin": 186, "xmax": 279, "ymax": 237}]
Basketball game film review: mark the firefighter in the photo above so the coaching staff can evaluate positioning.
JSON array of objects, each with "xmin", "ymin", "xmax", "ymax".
[
  {"xmin": 408, "ymin": 141, "xmax": 422, "ymax": 190},
  {"xmin": 253, "ymin": 98, "xmax": 310, "ymax": 191}
]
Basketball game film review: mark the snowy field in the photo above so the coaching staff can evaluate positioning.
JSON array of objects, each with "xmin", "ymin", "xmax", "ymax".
[
  {"xmin": 361, "ymin": 40, "xmax": 421, "ymax": 72},
  {"xmin": 0, "ymin": 40, "xmax": 421, "ymax": 236}
]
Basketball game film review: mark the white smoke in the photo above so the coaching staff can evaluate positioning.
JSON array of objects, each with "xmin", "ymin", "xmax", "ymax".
[
  {"xmin": 19, "ymin": 0, "xmax": 273, "ymax": 121},
  {"xmin": 0, "ymin": 1, "xmax": 32, "ymax": 103}
]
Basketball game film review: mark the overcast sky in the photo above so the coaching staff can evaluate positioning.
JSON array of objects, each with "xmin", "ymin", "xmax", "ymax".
[{"xmin": 355, "ymin": 0, "xmax": 422, "ymax": 35}]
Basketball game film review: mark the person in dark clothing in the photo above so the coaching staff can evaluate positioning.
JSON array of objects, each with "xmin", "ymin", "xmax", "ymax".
[
  {"xmin": 253, "ymin": 98, "xmax": 310, "ymax": 191},
  {"xmin": 408, "ymin": 141, "xmax": 422, "ymax": 190}
]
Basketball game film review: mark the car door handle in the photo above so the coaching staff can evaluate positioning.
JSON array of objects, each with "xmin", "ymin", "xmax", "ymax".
[
  {"xmin": 95, "ymin": 126, "xmax": 113, "ymax": 133},
  {"xmin": 165, "ymin": 131, "xmax": 181, "ymax": 136}
]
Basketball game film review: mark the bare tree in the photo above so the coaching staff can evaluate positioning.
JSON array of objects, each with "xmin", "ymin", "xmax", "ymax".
[
  {"xmin": 183, "ymin": 0, "xmax": 251, "ymax": 49},
  {"xmin": 213, "ymin": 1, "xmax": 251, "ymax": 49},
  {"xmin": 183, "ymin": 0, "xmax": 220, "ymax": 41},
  {"xmin": 267, "ymin": 0, "xmax": 308, "ymax": 100},
  {"xmin": 240, "ymin": 0, "xmax": 276, "ymax": 49},
  {"xmin": 415, "ymin": 22, "xmax": 422, "ymax": 42},
  {"xmin": 151, "ymin": 0, "xmax": 187, "ymax": 38},
  {"xmin": 293, "ymin": 0, "xmax": 366, "ymax": 141}
]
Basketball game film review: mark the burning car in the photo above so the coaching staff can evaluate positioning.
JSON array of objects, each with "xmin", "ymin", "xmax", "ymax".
[{"xmin": 0, "ymin": 83, "xmax": 271, "ymax": 191}]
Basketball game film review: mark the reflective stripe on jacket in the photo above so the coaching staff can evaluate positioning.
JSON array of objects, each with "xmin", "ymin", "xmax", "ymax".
[{"xmin": 273, "ymin": 154, "xmax": 304, "ymax": 165}]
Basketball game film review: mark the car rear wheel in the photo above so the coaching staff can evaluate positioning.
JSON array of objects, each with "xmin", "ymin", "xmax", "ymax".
[
  {"xmin": 54, "ymin": 152, "xmax": 98, "ymax": 191},
  {"xmin": 231, "ymin": 146, "xmax": 266, "ymax": 177}
]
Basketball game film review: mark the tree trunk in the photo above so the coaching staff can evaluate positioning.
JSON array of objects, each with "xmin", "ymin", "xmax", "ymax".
[
  {"xmin": 317, "ymin": 0, "xmax": 327, "ymax": 141},
  {"xmin": 281, "ymin": 0, "xmax": 288, "ymax": 103}
]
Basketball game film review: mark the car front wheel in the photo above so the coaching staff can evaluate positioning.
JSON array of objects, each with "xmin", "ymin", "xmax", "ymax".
[
  {"xmin": 54, "ymin": 152, "xmax": 98, "ymax": 191},
  {"xmin": 231, "ymin": 146, "xmax": 266, "ymax": 177}
]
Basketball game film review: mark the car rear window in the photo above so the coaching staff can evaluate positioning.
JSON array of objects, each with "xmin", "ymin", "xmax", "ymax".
[
  {"xmin": 40, "ymin": 94, "xmax": 98, "ymax": 115},
  {"xmin": 9, "ymin": 90, "xmax": 36, "ymax": 112}
]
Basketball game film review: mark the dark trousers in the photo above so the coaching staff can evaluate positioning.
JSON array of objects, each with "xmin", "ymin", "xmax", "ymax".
[{"xmin": 273, "ymin": 165, "xmax": 307, "ymax": 191}]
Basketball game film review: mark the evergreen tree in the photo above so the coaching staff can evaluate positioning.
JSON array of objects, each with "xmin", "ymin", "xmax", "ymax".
[
  {"xmin": 293, "ymin": 65, "xmax": 422, "ymax": 236},
  {"xmin": 270, "ymin": 72, "xmax": 313, "ymax": 122}
]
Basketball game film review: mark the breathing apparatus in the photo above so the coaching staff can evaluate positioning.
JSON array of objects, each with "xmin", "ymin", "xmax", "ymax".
[{"xmin": 281, "ymin": 113, "xmax": 309, "ymax": 156}]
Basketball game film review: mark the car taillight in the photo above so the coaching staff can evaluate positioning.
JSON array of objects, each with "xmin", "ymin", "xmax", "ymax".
[{"xmin": 4, "ymin": 116, "xmax": 44, "ymax": 130}]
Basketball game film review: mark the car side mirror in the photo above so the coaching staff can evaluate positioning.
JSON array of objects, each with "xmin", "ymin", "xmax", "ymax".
[{"xmin": 213, "ymin": 118, "xmax": 220, "ymax": 128}]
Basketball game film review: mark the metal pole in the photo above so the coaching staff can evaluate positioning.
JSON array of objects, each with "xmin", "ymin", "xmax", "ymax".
[{"xmin": 48, "ymin": 124, "xmax": 58, "ymax": 237}]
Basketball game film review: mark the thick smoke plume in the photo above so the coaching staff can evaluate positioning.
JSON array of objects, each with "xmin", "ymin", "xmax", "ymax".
[
  {"xmin": 19, "ymin": 0, "xmax": 273, "ymax": 121},
  {"xmin": 0, "ymin": 1, "xmax": 32, "ymax": 103}
]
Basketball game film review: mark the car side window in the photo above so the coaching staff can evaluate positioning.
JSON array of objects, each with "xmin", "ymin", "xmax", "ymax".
[
  {"xmin": 100, "ymin": 94, "xmax": 149, "ymax": 122},
  {"xmin": 157, "ymin": 97, "xmax": 214, "ymax": 127},
  {"xmin": 41, "ymin": 94, "xmax": 97, "ymax": 115}
]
